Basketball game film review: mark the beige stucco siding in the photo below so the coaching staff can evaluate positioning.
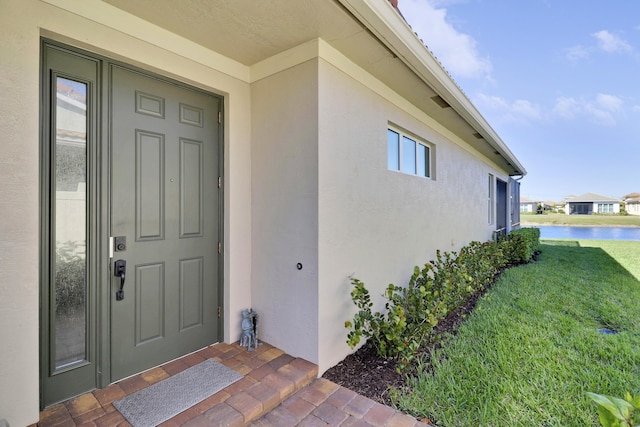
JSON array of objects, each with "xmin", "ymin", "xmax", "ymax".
[
  {"xmin": 250, "ymin": 59, "xmax": 320, "ymax": 364},
  {"xmin": 0, "ymin": 1, "xmax": 252, "ymax": 424},
  {"xmin": 247, "ymin": 51, "xmax": 511, "ymax": 372},
  {"xmin": 316, "ymin": 58, "xmax": 509, "ymax": 372},
  {"xmin": 1, "ymin": 2, "xmax": 47, "ymax": 424}
]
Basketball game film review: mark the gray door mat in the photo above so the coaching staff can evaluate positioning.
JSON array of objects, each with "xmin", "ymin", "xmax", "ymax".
[{"xmin": 113, "ymin": 358, "xmax": 242, "ymax": 427}]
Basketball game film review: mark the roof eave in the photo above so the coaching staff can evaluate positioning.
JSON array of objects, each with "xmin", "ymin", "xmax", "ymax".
[{"xmin": 337, "ymin": 0, "xmax": 526, "ymax": 176}]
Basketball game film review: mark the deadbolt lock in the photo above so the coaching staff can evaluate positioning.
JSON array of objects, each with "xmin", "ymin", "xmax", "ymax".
[{"xmin": 114, "ymin": 236, "xmax": 126, "ymax": 252}]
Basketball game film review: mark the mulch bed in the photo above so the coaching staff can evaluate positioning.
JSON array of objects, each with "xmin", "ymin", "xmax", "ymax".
[
  {"xmin": 321, "ymin": 271, "xmax": 505, "ymax": 406},
  {"xmin": 323, "ymin": 254, "xmax": 540, "ymax": 406}
]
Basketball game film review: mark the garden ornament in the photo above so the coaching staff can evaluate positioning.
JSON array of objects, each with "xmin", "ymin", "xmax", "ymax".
[{"xmin": 240, "ymin": 308, "xmax": 260, "ymax": 351}]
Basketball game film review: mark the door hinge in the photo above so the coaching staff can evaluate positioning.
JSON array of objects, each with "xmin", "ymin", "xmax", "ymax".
[
  {"xmin": 218, "ymin": 241, "xmax": 222, "ymax": 254},
  {"xmin": 218, "ymin": 176, "xmax": 222, "ymax": 189},
  {"xmin": 218, "ymin": 111, "xmax": 221, "ymax": 123},
  {"xmin": 218, "ymin": 306, "xmax": 221, "ymax": 318}
]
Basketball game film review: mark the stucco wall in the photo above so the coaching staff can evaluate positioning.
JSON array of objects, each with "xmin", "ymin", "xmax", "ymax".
[
  {"xmin": 247, "ymin": 42, "xmax": 513, "ymax": 374},
  {"xmin": 316, "ymin": 58, "xmax": 509, "ymax": 372},
  {"xmin": 0, "ymin": 0, "xmax": 252, "ymax": 424},
  {"xmin": 521, "ymin": 203, "xmax": 535, "ymax": 213},
  {"xmin": 0, "ymin": 1, "xmax": 41, "ymax": 425},
  {"xmin": 250, "ymin": 60, "xmax": 320, "ymax": 364}
]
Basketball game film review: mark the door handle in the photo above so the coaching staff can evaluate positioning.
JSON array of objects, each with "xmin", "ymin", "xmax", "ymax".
[{"xmin": 114, "ymin": 259, "xmax": 126, "ymax": 301}]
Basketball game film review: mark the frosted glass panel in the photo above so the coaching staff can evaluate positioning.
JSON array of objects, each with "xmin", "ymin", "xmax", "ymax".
[{"xmin": 54, "ymin": 77, "xmax": 87, "ymax": 369}]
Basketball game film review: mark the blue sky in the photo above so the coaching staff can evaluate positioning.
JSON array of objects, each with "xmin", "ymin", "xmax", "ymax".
[{"xmin": 400, "ymin": 0, "xmax": 639, "ymax": 202}]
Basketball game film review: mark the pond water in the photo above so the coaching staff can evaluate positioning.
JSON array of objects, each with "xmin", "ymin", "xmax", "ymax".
[{"xmin": 534, "ymin": 226, "xmax": 640, "ymax": 241}]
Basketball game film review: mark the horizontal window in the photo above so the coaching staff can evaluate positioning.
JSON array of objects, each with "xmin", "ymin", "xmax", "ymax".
[
  {"xmin": 387, "ymin": 128, "xmax": 432, "ymax": 178},
  {"xmin": 597, "ymin": 203, "xmax": 613, "ymax": 213}
]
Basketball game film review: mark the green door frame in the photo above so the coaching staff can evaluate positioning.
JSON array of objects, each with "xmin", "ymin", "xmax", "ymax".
[
  {"xmin": 40, "ymin": 39, "xmax": 225, "ymax": 408},
  {"xmin": 39, "ymin": 41, "xmax": 104, "ymax": 407}
]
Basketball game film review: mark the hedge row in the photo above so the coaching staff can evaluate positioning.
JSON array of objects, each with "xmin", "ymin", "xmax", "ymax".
[
  {"xmin": 345, "ymin": 227, "xmax": 540, "ymax": 371},
  {"xmin": 503, "ymin": 227, "xmax": 540, "ymax": 264}
]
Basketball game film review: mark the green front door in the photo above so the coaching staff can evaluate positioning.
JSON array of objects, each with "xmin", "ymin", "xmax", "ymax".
[
  {"xmin": 41, "ymin": 42, "xmax": 223, "ymax": 406},
  {"xmin": 109, "ymin": 65, "xmax": 221, "ymax": 381}
]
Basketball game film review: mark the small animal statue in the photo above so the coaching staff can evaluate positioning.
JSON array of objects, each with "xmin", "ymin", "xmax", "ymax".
[{"xmin": 240, "ymin": 309, "xmax": 260, "ymax": 350}]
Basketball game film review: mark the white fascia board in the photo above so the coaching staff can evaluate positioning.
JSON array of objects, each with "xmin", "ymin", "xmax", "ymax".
[
  {"xmin": 337, "ymin": 0, "xmax": 526, "ymax": 176},
  {"xmin": 41, "ymin": 0, "xmax": 250, "ymax": 83}
]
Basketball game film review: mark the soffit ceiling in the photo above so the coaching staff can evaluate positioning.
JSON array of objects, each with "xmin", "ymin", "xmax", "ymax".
[
  {"xmin": 104, "ymin": 0, "xmax": 363, "ymax": 65},
  {"xmin": 103, "ymin": 0, "xmax": 522, "ymax": 175}
]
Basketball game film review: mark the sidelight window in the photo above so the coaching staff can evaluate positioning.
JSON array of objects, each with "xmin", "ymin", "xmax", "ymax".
[{"xmin": 53, "ymin": 77, "xmax": 88, "ymax": 369}]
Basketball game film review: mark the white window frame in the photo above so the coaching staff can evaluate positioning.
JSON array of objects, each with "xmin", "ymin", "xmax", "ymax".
[
  {"xmin": 597, "ymin": 203, "xmax": 613, "ymax": 214},
  {"xmin": 387, "ymin": 127, "xmax": 433, "ymax": 179}
]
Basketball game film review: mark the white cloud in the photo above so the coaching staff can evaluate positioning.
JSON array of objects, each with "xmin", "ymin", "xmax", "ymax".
[
  {"xmin": 552, "ymin": 94, "xmax": 623, "ymax": 126},
  {"xmin": 475, "ymin": 94, "xmax": 508, "ymax": 110},
  {"xmin": 584, "ymin": 104, "xmax": 616, "ymax": 126},
  {"xmin": 596, "ymin": 93, "xmax": 623, "ymax": 112},
  {"xmin": 511, "ymin": 100, "xmax": 543, "ymax": 121},
  {"xmin": 481, "ymin": 94, "xmax": 624, "ymax": 126},
  {"xmin": 564, "ymin": 45, "xmax": 590, "ymax": 61},
  {"xmin": 475, "ymin": 94, "xmax": 541, "ymax": 125},
  {"xmin": 564, "ymin": 30, "xmax": 633, "ymax": 62},
  {"xmin": 592, "ymin": 30, "xmax": 632, "ymax": 53},
  {"xmin": 552, "ymin": 97, "xmax": 581, "ymax": 119},
  {"xmin": 399, "ymin": 0, "xmax": 492, "ymax": 80}
]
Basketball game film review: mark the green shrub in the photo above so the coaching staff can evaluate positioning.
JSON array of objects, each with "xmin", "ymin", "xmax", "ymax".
[
  {"xmin": 345, "ymin": 229, "xmax": 540, "ymax": 371},
  {"xmin": 345, "ymin": 279, "xmax": 419, "ymax": 370},
  {"xmin": 504, "ymin": 227, "xmax": 540, "ymax": 264},
  {"xmin": 587, "ymin": 392, "xmax": 640, "ymax": 427}
]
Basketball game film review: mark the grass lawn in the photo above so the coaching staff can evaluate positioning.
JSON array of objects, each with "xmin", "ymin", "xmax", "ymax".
[
  {"xmin": 392, "ymin": 240, "xmax": 640, "ymax": 426},
  {"xmin": 521, "ymin": 213, "xmax": 640, "ymax": 227}
]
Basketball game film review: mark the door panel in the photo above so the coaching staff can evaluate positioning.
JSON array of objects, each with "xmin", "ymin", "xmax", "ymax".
[
  {"xmin": 110, "ymin": 65, "xmax": 220, "ymax": 381},
  {"xmin": 180, "ymin": 139, "xmax": 204, "ymax": 237},
  {"xmin": 180, "ymin": 257, "xmax": 204, "ymax": 330},
  {"xmin": 135, "ymin": 130, "xmax": 165, "ymax": 240},
  {"xmin": 135, "ymin": 262, "xmax": 165, "ymax": 345}
]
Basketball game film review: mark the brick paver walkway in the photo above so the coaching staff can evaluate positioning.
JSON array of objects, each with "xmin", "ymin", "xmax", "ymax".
[
  {"xmin": 36, "ymin": 342, "xmax": 431, "ymax": 426},
  {"xmin": 249, "ymin": 378, "xmax": 431, "ymax": 426}
]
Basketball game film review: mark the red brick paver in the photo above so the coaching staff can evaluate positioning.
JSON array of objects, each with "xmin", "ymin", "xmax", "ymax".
[
  {"xmin": 248, "ymin": 377, "xmax": 431, "ymax": 427},
  {"xmin": 35, "ymin": 342, "xmax": 431, "ymax": 427}
]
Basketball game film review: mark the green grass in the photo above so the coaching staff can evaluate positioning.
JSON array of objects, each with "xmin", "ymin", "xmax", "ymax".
[
  {"xmin": 521, "ymin": 213, "xmax": 640, "ymax": 227},
  {"xmin": 392, "ymin": 240, "xmax": 640, "ymax": 426}
]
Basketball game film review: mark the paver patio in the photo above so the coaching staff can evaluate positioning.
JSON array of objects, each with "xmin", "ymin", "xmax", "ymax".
[{"xmin": 35, "ymin": 342, "xmax": 431, "ymax": 426}]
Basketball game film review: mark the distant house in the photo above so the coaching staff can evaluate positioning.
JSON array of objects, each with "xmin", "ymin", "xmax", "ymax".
[
  {"xmin": 623, "ymin": 193, "xmax": 640, "ymax": 216},
  {"xmin": 520, "ymin": 197, "xmax": 541, "ymax": 213},
  {"xmin": 547, "ymin": 201, "xmax": 565, "ymax": 212},
  {"xmin": 564, "ymin": 193, "xmax": 621, "ymax": 215}
]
